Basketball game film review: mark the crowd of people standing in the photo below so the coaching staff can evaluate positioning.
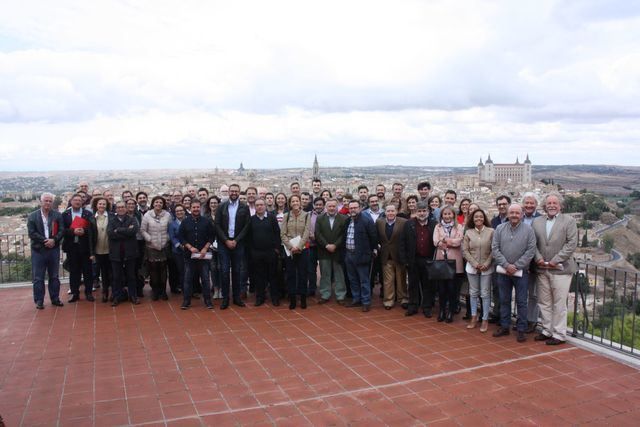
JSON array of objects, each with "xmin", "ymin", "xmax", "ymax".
[{"xmin": 27, "ymin": 178, "xmax": 578, "ymax": 345}]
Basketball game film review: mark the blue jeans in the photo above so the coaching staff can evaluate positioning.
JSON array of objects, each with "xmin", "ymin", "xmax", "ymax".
[
  {"xmin": 497, "ymin": 272, "xmax": 528, "ymax": 332},
  {"xmin": 345, "ymin": 251, "xmax": 371, "ymax": 305},
  {"xmin": 218, "ymin": 243, "xmax": 245, "ymax": 301},
  {"xmin": 184, "ymin": 258, "xmax": 211, "ymax": 305},
  {"xmin": 285, "ymin": 249, "xmax": 309, "ymax": 296},
  {"xmin": 32, "ymin": 247, "xmax": 61, "ymax": 304}
]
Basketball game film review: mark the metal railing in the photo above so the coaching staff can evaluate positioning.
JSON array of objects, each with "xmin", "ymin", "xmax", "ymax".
[
  {"xmin": 571, "ymin": 261, "xmax": 639, "ymax": 357},
  {"xmin": 0, "ymin": 233, "xmax": 67, "ymax": 284}
]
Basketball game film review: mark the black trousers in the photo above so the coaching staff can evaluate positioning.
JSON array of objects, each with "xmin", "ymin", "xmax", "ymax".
[
  {"xmin": 136, "ymin": 240, "xmax": 146, "ymax": 295},
  {"xmin": 95, "ymin": 254, "xmax": 112, "ymax": 296},
  {"xmin": 148, "ymin": 260, "xmax": 168, "ymax": 297},
  {"xmin": 112, "ymin": 259, "xmax": 136, "ymax": 300},
  {"xmin": 437, "ymin": 273, "xmax": 463, "ymax": 313},
  {"xmin": 251, "ymin": 249, "xmax": 278, "ymax": 302},
  {"xmin": 168, "ymin": 251, "xmax": 183, "ymax": 292},
  {"xmin": 67, "ymin": 246, "xmax": 93, "ymax": 297},
  {"xmin": 407, "ymin": 257, "xmax": 434, "ymax": 311}
]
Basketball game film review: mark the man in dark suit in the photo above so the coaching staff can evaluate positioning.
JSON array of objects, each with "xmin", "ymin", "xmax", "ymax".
[
  {"xmin": 248, "ymin": 199, "xmax": 282, "ymax": 306},
  {"xmin": 62, "ymin": 193, "xmax": 96, "ymax": 303},
  {"xmin": 376, "ymin": 204, "xmax": 407, "ymax": 310},
  {"xmin": 489, "ymin": 194, "xmax": 512, "ymax": 322},
  {"xmin": 27, "ymin": 192, "xmax": 65, "ymax": 309},
  {"xmin": 315, "ymin": 198, "xmax": 348, "ymax": 304},
  {"xmin": 400, "ymin": 201, "xmax": 436, "ymax": 317},
  {"xmin": 215, "ymin": 183, "xmax": 251, "ymax": 309},
  {"xmin": 107, "ymin": 201, "xmax": 140, "ymax": 306},
  {"xmin": 344, "ymin": 200, "xmax": 378, "ymax": 312}
]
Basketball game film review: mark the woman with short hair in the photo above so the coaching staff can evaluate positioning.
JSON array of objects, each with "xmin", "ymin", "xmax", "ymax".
[{"xmin": 141, "ymin": 196, "xmax": 172, "ymax": 300}]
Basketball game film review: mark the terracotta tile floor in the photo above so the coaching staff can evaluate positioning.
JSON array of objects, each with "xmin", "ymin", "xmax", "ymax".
[{"xmin": 1, "ymin": 286, "xmax": 639, "ymax": 426}]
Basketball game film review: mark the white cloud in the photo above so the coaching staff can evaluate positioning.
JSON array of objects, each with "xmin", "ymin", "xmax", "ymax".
[{"xmin": 0, "ymin": 0, "xmax": 639, "ymax": 169}]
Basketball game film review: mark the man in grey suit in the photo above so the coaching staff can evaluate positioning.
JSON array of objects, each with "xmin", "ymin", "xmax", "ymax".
[
  {"xmin": 315, "ymin": 199, "xmax": 348, "ymax": 304},
  {"xmin": 27, "ymin": 192, "xmax": 65, "ymax": 309},
  {"xmin": 531, "ymin": 193, "xmax": 578, "ymax": 345}
]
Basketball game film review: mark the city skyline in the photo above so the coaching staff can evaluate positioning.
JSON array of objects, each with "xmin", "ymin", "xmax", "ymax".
[{"xmin": 1, "ymin": 1, "xmax": 640, "ymax": 171}]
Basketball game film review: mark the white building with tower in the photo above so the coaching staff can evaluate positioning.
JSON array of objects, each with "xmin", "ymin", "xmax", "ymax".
[{"xmin": 478, "ymin": 154, "xmax": 532, "ymax": 185}]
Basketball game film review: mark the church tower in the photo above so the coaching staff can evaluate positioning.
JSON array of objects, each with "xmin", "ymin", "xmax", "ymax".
[{"xmin": 312, "ymin": 154, "xmax": 319, "ymax": 179}]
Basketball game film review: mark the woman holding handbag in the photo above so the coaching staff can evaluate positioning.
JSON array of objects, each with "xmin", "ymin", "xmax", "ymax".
[
  {"xmin": 280, "ymin": 195, "xmax": 310, "ymax": 310},
  {"xmin": 462, "ymin": 209, "xmax": 494, "ymax": 332},
  {"xmin": 433, "ymin": 206, "xmax": 464, "ymax": 323}
]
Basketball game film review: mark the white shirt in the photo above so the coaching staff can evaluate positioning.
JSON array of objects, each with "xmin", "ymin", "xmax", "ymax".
[
  {"xmin": 227, "ymin": 199, "xmax": 239, "ymax": 238},
  {"xmin": 41, "ymin": 209, "xmax": 49, "ymax": 239},
  {"xmin": 546, "ymin": 215, "xmax": 556, "ymax": 239}
]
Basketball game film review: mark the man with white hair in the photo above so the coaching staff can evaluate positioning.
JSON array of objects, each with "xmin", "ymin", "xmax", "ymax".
[
  {"xmin": 218, "ymin": 184, "xmax": 229, "ymax": 202},
  {"xmin": 522, "ymin": 192, "xmax": 542, "ymax": 333},
  {"xmin": 531, "ymin": 193, "xmax": 578, "ymax": 345},
  {"xmin": 27, "ymin": 193, "xmax": 65, "ymax": 309}
]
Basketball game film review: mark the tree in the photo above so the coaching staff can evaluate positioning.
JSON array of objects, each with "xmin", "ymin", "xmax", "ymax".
[
  {"xmin": 602, "ymin": 234, "xmax": 614, "ymax": 254},
  {"xmin": 582, "ymin": 233, "xmax": 589, "ymax": 248},
  {"xmin": 630, "ymin": 190, "xmax": 640, "ymax": 199}
]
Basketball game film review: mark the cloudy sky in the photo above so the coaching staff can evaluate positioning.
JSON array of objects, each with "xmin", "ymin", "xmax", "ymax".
[{"xmin": 1, "ymin": 0, "xmax": 639, "ymax": 171}]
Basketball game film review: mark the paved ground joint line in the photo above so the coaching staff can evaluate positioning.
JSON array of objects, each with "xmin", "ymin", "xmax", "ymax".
[{"xmin": 134, "ymin": 345, "xmax": 578, "ymax": 426}]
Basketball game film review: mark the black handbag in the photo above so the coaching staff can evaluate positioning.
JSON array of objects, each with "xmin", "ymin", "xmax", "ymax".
[{"xmin": 426, "ymin": 250, "xmax": 456, "ymax": 280}]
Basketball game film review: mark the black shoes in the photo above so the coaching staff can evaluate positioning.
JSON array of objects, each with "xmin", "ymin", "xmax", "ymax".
[
  {"xmin": 517, "ymin": 332, "xmax": 527, "ymax": 343},
  {"xmin": 161, "ymin": 294, "xmax": 169, "ymax": 301},
  {"xmin": 51, "ymin": 300, "xmax": 64, "ymax": 307},
  {"xmin": 68, "ymin": 295, "xmax": 80, "ymax": 303},
  {"xmin": 233, "ymin": 299, "xmax": 246, "ymax": 307},
  {"xmin": 493, "ymin": 327, "xmax": 510, "ymax": 337},
  {"xmin": 346, "ymin": 301, "xmax": 362, "ymax": 308},
  {"xmin": 534, "ymin": 333, "xmax": 550, "ymax": 341},
  {"xmin": 102, "ymin": 293, "xmax": 108, "ymax": 303},
  {"xmin": 546, "ymin": 337, "xmax": 565, "ymax": 346},
  {"xmin": 130, "ymin": 297, "xmax": 140, "ymax": 305},
  {"xmin": 111, "ymin": 300, "xmax": 119, "ymax": 307},
  {"xmin": 289, "ymin": 296, "xmax": 296, "ymax": 310},
  {"xmin": 300, "ymin": 295, "xmax": 307, "ymax": 309},
  {"xmin": 206, "ymin": 302, "xmax": 214, "ymax": 310},
  {"xmin": 362, "ymin": 305, "xmax": 370, "ymax": 312},
  {"xmin": 255, "ymin": 299, "xmax": 264, "ymax": 307},
  {"xmin": 317, "ymin": 298, "xmax": 329, "ymax": 305},
  {"xmin": 86, "ymin": 295, "xmax": 95, "ymax": 302},
  {"xmin": 36, "ymin": 302, "xmax": 44, "ymax": 310},
  {"xmin": 445, "ymin": 312, "xmax": 454, "ymax": 323},
  {"xmin": 437, "ymin": 310, "xmax": 446, "ymax": 322},
  {"xmin": 423, "ymin": 308, "xmax": 432, "ymax": 318},
  {"xmin": 272, "ymin": 299, "xmax": 280, "ymax": 307},
  {"xmin": 220, "ymin": 299, "xmax": 229, "ymax": 310},
  {"xmin": 526, "ymin": 322, "xmax": 537, "ymax": 334},
  {"xmin": 405, "ymin": 309, "xmax": 417, "ymax": 317},
  {"xmin": 401, "ymin": 303, "xmax": 409, "ymax": 309},
  {"xmin": 180, "ymin": 303, "xmax": 189, "ymax": 310}
]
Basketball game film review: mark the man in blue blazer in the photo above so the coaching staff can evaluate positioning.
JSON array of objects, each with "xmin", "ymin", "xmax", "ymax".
[
  {"xmin": 344, "ymin": 200, "xmax": 378, "ymax": 312},
  {"xmin": 27, "ymin": 192, "xmax": 65, "ymax": 309}
]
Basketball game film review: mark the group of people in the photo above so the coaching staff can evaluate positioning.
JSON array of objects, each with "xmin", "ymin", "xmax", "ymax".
[{"xmin": 27, "ymin": 178, "xmax": 578, "ymax": 344}]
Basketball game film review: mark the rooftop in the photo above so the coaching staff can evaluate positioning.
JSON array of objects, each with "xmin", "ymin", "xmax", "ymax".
[{"xmin": 1, "ymin": 286, "xmax": 639, "ymax": 426}]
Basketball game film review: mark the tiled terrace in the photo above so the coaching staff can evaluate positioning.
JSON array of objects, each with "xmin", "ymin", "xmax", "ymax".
[{"xmin": 1, "ymin": 286, "xmax": 639, "ymax": 426}]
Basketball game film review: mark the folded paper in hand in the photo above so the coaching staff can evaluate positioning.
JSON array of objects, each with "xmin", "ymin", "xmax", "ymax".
[
  {"xmin": 191, "ymin": 252, "xmax": 212, "ymax": 260},
  {"xmin": 496, "ymin": 265, "xmax": 523, "ymax": 277},
  {"xmin": 284, "ymin": 236, "xmax": 301, "ymax": 257}
]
